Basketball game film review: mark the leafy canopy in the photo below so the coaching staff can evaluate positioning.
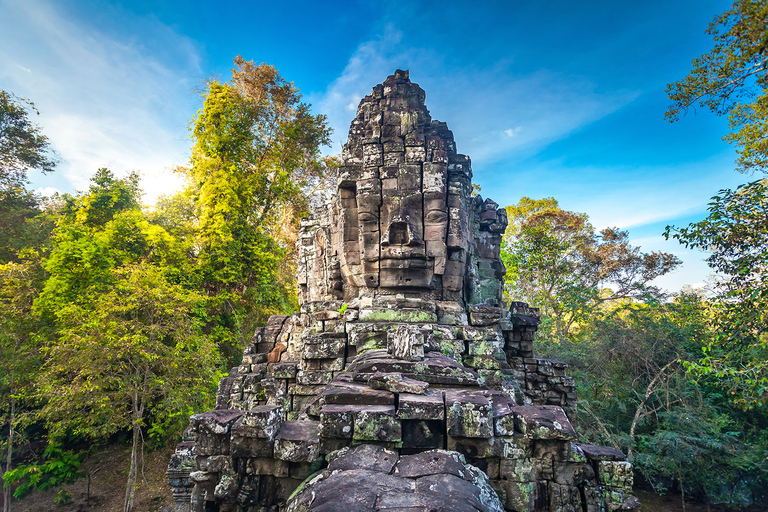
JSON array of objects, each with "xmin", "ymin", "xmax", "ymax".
[
  {"xmin": 181, "ymin": 57, "xmax": 332, "ymax": 362},
  {"xmin": 502, "ymin": 197, "xmax": 680, "ymax": 341},
  {"xmin": 1, "ymin": 91, "xmax": 59, "ymax": 264},
  {"xmin": 665, "ymin": 0, "xmax": 768, "ymax": 173},
  {"xmin": 666, "ymin": 179, "xmax": 768, "ymax": 410},
  {"xmin": 0, "ymin": 90, "xmax": 57, "ymax": 191}
]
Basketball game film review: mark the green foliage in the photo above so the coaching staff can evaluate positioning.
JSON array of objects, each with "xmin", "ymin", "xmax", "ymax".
[
  {"xmin": 0, "ymin": 93, "xmax": 59, "ymax": 505},
  {"xmin": 36, "ymin": 170, "xmax": 191, "ymax": 321},
  {"xmin": 0, "ymin": 91, "xmax": 59, "ymax": 264},
  {"xmin": 40, "ymin": 263, "xmax": 218, "ymax": 441},
  {"xmin": 633, "ymin": 410, "xmax": 761, "ymax": 505},
  {"xmin": 501, "ymin": 197, "xmax": 680, "ymax": 341},
  {"xmin": 13, "ymin": 169, "xmax": 220, "ymax": 506},
  {"xmin": 0, "ymin": 254, "xmax": 49, "ymax": 502},
  {"xmin": 0, "ymin": 189, "xmax": 55, "ymax": 264},
  {"xmin": 65, "ymin": 167, "xmax": 142, "ymax": 227},
  {"xmin": 0, "ymin": 90, "xmax": 57, "ymax": 191},
  {"xmin": 182, "ymin": 56, "xmax": 332, "ymax": 363},
  {"xmin": 35, "ymin": 171, "xmax": 220, "ymax": 443},
  {"xmin": 548, "ymin": 293, "xmax": 768, "ymax": 505},
  {"xmin": 666, "ymin": 179, "xmax": 768, "ymax": 411},
  {"xmin": 3, "ymin": 444, "xmax": 83, "ymax": 499},
  {"xmin": 666, "ymin": 0, "xmax": 768, "ymax": 173},
  {"xmin": 54, "ymin": 489, "xmax": 72, "ymax": 506}
]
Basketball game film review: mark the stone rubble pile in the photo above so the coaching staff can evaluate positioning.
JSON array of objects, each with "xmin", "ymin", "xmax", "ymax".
[{"xmin": 168, "ymin": 70, "xmax": 639, "ymax": 512}]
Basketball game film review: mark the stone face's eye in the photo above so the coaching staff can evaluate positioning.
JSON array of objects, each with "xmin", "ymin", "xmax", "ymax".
[
  {"xmin": 425, "ymin": 210, "xmax": 447, "ymax": 224},
  {"xmin": 358, "ymin": 212, "xmax": 377, "ymax": 223}
]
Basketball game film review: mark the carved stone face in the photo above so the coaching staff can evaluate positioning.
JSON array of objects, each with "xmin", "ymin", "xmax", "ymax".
[
  {"xmin": 336, "ymin": 149, "xmax": 455, "ymax": 293},
  {"xmin": 338, "ymin": 161, "xmax": 445, "ymax": 292},
  {"xmin": 377, "ymin": 162, "xmax": 435, "ymax": 289},
  {"xmin": 295, "ymin": 71, "xmax": 508, "ymax": 307},
  {"xmin": 331, "ymin": 70, "xmax": 480, "ymax": 302}
]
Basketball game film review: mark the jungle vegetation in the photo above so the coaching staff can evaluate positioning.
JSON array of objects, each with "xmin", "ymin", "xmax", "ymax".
[{"xmin": 2, "ymin": 1, "xmax": 768, "ymax": 508}]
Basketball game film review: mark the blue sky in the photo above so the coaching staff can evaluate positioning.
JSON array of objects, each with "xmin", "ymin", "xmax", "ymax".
[{"xmin": 0, "ymin": 0, "xmax": 748, "ymax": 292}]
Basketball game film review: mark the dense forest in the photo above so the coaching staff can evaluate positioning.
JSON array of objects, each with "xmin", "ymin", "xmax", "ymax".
[{"xmin": 1, "ymin": 1, "xmax": 767, "ymax": 510}]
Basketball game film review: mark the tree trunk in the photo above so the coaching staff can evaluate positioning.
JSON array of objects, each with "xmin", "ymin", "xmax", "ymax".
[
  {"xmin": 580, "ymin": 402, "xmax": 621, "ymax": 450},
  {"xmin": 3, "ymin": 365, "xmax": 16, "ymax": 512},
  {"xmin": 680, "ymin": 476, "xmax": 686, "ymax": 512},
  {"xmin": 123, "ymin": 394, "xmax": 141, "ymax": 512},
  {"xmin": 628, "ymin": 359, "xmax": 677, "ymax": 457}
]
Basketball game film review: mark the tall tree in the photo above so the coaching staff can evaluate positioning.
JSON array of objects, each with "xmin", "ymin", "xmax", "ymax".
[
  {"xmin": 40, "ymin": 264, "xmax": 217, "ymax": 512},
  {"xmin": 665, "ymin": 0, "xmax": 768, "ymax": 173},
  {"xmin": 184, "ymin": 56, "xmax": 332, "ymax": 362},
  {"xmin": 33, "ymin": 170, "xmax": 218, "ymax": 512},
  {"xmin": 0, "ymin": 91, "xmax": 57, "ymax": 511},
  {"xmin": 665, "ymin": 179, "xmax": 768, "ymax": 411},
  {"xmin": 501, "ymin": 197, "xmax": 680, "ymax": 341},
  {"xmin": 0, "ymin": 91, "xmax": 58, "ymax": 264},
  {"xmin": 0, "ymin": 259, "xmax": 46, "ymax": 512}
]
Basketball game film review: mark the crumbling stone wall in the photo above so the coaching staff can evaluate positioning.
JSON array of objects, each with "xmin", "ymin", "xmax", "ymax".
[{"xmin": 168, "ymin": 71, "xmax": 639, "ymax": 512}]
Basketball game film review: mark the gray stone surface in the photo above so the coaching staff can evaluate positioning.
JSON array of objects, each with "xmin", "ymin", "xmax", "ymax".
[
  {"xmin": 168, "ymin": 70, "xmax": 639, "ymax": 512},
  {"xmin": 288, "ymin": 449, "xmax": 503, "ymax": 512}
]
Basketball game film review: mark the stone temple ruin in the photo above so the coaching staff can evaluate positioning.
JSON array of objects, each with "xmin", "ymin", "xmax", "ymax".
[{"xmin": 167, "ymin": 70, "xmax": 639, "ymax": 512}]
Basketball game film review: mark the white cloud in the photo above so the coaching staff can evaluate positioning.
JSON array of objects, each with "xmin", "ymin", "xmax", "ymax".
[
  {"xmin": 309, "ymin": 25, "xmax": 639, "ymax": 164},
  {"xmin": 35, "ymin": 186, "xmax": 60, "ymax": 197},
  {"xmin": 307, "ymin": 25, "xmax": 408, "ymax": 153},
  {"xmin": 0, "ymin": 0, "xmax": 201, "ymax": 205}
]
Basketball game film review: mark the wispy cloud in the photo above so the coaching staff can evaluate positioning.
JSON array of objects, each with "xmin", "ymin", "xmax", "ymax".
[
  {"xmin": 307, "ymin": 25, "xmax": 409, "ymax": 153},
  {"xmin": 0, "ymin": 0, "xmax": 202, "ymax": 204},
  {"xmin": 310, "ymin": 24, "xmax": 640, "ymax": 165},
  {"xmin": 543, "ymin": 159, "xmax": 744, "ymax": 231}
]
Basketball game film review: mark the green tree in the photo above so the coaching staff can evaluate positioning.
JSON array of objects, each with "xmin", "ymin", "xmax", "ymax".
[
  {"xmin": 184, "ymin": 57, "xmax": 332, "ymax": 362},
  {"xmin": 0, "ymin": 91, "xmax": 59, "ymax": 511},
  {"xmin": 666, "ymin": 179, "xmax": 768, "ymax": 411},
  {"xmin": 0, "ymin": 91, "xmax": 58, "ymax": 265},
  {"xmin": 0, "ymin": 90, "xmax": 57, "ymax": 191},
  {"xmin": 0, "ymin": 257, "xmax": 47, "ymax": 512},
  {"xmin": 39, "ymin": 264, "xmax": 217, "ymax": 512},
  {"xmin": 28, "ymin": 169, "xmax": 218, "ymax": 511},
  {"xmin": 665, "ymin": 0, "xmax": 768, "ymax": 173},
  {"xmin": 34, "ymin": 169, "xmax": 177, "ymax": 318},
  {"xmin": 501, "ymin": 197, "xmax": 680, "ymax": 341},
  {"xmin": 561, "ymin": 294, "xmax": 767, "ymax": 507}
]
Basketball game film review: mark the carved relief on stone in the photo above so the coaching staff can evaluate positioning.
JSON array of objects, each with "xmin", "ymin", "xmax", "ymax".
[{"xmin": 168, "ymin": 71, "xmax": 639, "ymax": 512}]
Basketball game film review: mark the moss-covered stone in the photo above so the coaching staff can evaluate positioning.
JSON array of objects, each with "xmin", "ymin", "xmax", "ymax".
[
  {"xmin": 360, "ymin": 308, "xmax": 437, "ymax": 323},
  {"xmin": 352, "ymin": 405, "xmax": 402, "ymax": 442}
]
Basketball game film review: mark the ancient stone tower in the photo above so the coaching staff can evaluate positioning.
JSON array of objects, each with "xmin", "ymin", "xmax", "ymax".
[{"xmin": 167, "ymin": 70, "xmax": 639, "ymax": 512}]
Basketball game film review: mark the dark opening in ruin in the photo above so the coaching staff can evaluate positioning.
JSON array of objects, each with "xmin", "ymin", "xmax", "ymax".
[{"xmin": 388, "ymin": 222, "xmax": 409, "ymax": 245}]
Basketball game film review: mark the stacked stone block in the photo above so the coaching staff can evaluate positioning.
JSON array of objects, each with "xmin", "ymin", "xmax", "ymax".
[{"xmin": 168, "ymin": 71, "xmax": 638, "ymax": 512}]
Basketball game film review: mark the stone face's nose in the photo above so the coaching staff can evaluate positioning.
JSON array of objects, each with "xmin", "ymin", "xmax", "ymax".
[{"xmin": 381, "ymin": 218, "xmax": 422, "ymax": 247}]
